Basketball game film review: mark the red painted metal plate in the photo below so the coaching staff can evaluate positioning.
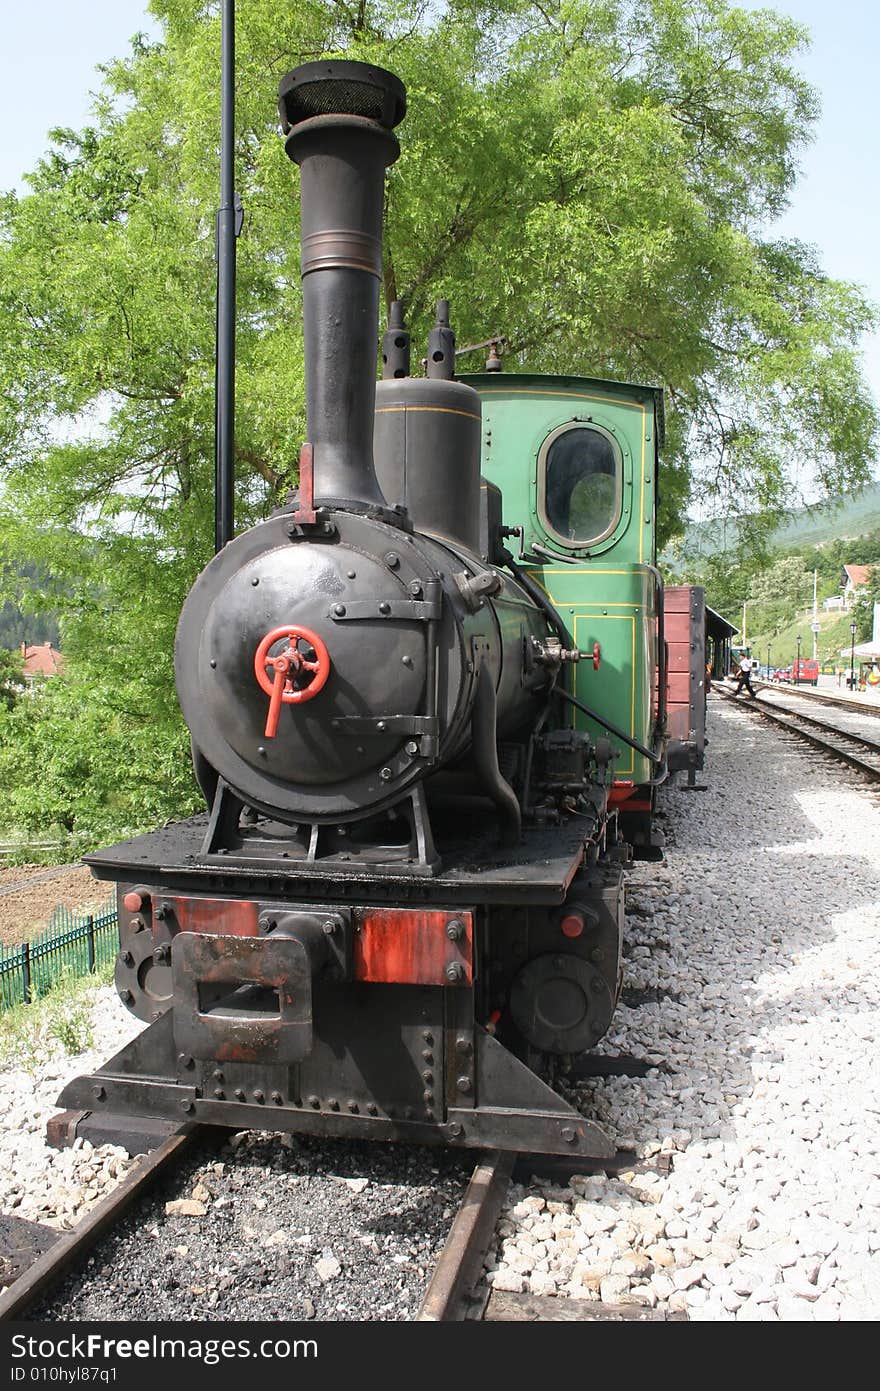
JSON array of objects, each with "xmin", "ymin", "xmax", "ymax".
[
  {"xmin": 354, "ymin": 908, "xmax": 474, "ymax": 986},
  {"xmin": 159, "ymin": 896, "xmax": 259, "ymax": 937},
  {"xmin": 609, "ymin": 783, "xmax": 637, "ymax": 805}
]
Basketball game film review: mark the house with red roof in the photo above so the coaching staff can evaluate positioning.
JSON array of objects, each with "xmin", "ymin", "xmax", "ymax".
[
  {"xmin": 19, "ymin": 641, "xmax": 65, "ymax": 689},
  {"xmin": 842, "ymin": 564, "xmax": 873, "ymax": 609}
]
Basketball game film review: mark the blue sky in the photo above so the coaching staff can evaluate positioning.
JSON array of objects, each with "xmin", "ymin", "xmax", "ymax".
[
  {"xmin": 0, "ymin": 0, "xmax": 877, "ymax": 429},
  {"xmin": 0, "ymin": 3, "xmax": 160, "ymax": 190},
  {"xmin": 757, "ymin": 0, "xmax": 880, "ymax": 425}
]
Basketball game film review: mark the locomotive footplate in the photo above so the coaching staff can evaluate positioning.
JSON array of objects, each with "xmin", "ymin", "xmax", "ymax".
[{"xmin": 82, "ymin": 814, "xmax": 591, "ymax": 906}]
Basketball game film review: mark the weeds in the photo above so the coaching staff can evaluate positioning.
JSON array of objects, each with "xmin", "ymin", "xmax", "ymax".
[{"xmin": 46, "ymin": 990, "xmax": 94, "ymax": 1054}]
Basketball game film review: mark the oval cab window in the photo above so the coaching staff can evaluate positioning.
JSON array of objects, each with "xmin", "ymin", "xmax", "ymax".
[{"xmin": 539, "ymin": 424, "xmax": 622, "ymax": 547}]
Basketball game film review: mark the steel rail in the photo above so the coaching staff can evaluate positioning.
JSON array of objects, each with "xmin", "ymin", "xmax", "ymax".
[
  {"xmin": 417, "ymin": 1146, "xmax": 687, "ymax": 1322},
  {"xmin": 717, "ymin": 689, "xmax": 880, "ymax": 781},
  {"xmin": 744, "ymin": 692, "xmax": 880, "ymax": 753},
  {"xmin": 0, "ymin": 1124, "xmax": 202, "ymax": 1321},
  {"xmin": 0, "ymin": 864, "xmax": 82, "ymax": 899},
  {"xmin": 752, "ymin": 681, "xmax": 880, "ymax": 719},
  {"xmin": 416, "ymin": 1150, "xmax": 515, "ymax": 1321}
]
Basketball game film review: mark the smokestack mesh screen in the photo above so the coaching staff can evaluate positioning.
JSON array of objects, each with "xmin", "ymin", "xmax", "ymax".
[{"xmin": 285, "ymin": 78, "xmax": 399, "ymax": 125}]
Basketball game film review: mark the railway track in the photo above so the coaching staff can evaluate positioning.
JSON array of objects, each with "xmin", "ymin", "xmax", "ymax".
[
  {"xmin": 1, "ymin": 1123, "xmax": 488, "ymax": 1322},
  {"xmin": 752, "ymin": 681, "xmax": 880, "ymax": 719},
  {"xmin": 0, "ymin": 1125, "xmax": 202, "ymax": 1320},
  {"xmin": 716, "ymin": 687, "xmax": 880, "ymax": 781},
  {"xmin": 417, "ymin": 1148, "xmax": 682, "ymax": 1322},
  {"xmin": 417, "ymin": 1151, "xmax": 515, "ymax": 1319},
  {"xmin": 3, "ymin": 1125, "xmax": 679, "ymax": 1323}
]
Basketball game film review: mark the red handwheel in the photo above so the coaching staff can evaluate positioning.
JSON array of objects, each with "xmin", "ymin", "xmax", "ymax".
[
  {"xmin": 253, "ymin": 625, "xmax": 331, "ymax": 738},
  {"xmin": 592, "ymin": 642, "xmax": 601, "ymax": 670}
]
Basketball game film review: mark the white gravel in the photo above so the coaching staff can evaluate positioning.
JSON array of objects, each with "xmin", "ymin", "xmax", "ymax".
[
  {"xmin": 0, "ymin": 988, "xmax": 144, "ymax": 1253},
  {"xmin": 487, "ymin": 697, "xmax": 880, "ymax": 1319},
  {"xmin": 4, "ymin": 695, "xmax": 879, "ymax": 1318}
]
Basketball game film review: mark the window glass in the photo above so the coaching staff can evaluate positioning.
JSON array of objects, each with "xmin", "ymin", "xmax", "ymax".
[{"xmin": 542, "ymin": 426, "xmax": 620, "ymax": 545}]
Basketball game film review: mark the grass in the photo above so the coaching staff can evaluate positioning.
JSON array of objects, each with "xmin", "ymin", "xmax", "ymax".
[{"xmin": 0, "ymin": 960, "xmax": 113, "ymax": 1073}]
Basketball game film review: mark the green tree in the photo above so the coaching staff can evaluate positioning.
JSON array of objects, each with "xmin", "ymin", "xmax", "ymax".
[
  {"xmin": 0, "ymin": 0, "xmax": 877, "ymax": 846},
  {"xmin": 750, "ymin": 553, "xmax": 811, "ymax": 609},
  {"xmin": 0, "ymin": 561, "xmax": 62, "ymax": 649},
  {"xmin": 667, "ymin": 542, "xmax": 756, "ymax": 625},
  {"xmin": 0, "ymin": 647, "xmax": 23, "ymax": 711},
  {"xmin": 746, "ymin": 554, "xmax": 811, "ymax": 630}
]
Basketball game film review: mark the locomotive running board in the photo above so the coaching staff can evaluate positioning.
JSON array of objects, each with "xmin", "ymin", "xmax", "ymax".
[
  {"xmin": 55, "ymin": 1012, "xmax": 615, "ymax": 1160},
  {"xmin": 83, "ymin": 814, "xmax": 591, "ymax": 905}
]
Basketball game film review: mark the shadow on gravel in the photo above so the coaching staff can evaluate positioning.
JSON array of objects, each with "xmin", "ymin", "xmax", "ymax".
[{"xmin": 569, "ymin": 697, "xmax": 880, "ymax": 1157}]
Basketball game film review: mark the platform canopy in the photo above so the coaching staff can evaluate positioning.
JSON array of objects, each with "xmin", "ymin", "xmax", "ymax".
[
  {"xmin": 706, "ymin": 607, "xmax": 738, "ymax": 641},
  {"xmin": 839, "ymin": 642, "xmax": 880, "ymax": 661}
]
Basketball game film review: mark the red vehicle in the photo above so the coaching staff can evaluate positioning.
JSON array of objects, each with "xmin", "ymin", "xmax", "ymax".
[
  {"xmin": 793, "ymin": 658, "xmax": 819, "ymax": 686},
  {"xmin": 772, "ymin": 668, "xmax": 790, "ymax": 682}
]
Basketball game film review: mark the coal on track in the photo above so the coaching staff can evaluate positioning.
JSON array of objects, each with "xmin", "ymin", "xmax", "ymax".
[{"xmin": 31, "ymin": 1130, "xmax": 471, "ymax": 1322}]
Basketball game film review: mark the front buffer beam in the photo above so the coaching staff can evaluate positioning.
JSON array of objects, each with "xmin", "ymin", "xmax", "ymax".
[{"xmin": 57, "ymin": 967, "xmax": 613, "ymax": 1160}]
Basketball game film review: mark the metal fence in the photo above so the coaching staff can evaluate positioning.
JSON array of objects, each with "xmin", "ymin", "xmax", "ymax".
[{"xmin": 0, "ymin": 897, "xmax": 118, "ymax": 1012}]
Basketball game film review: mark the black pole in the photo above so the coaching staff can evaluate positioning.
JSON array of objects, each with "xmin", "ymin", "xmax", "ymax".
[
  {"xmin": 214, "ymin": 0, "xmax": 238, "ymax": 553},
  {"xmin": 851, "ymin": 624, "xmax": 856, "ymax": 690},
  {"xmin": 555, "ymin": 685, "xmax": 662, "ymax": 764}
]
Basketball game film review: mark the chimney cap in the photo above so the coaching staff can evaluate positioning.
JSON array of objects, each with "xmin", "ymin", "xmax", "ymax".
[{"xmin": 279, "ymin": 60, "xmax": 406, "ymax": 134}]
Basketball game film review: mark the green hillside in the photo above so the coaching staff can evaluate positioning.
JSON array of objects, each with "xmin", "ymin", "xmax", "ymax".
[
  {"xmin": 748, "ymin": 607, "xmax": 866, "ymax": 673},
  {"xmin": 676, "ymin": 480, "xmax": 880, "ymax": 558},
  {"xmin": 0, "ymin": 562, "xmax": 61, "ymax": 650}
]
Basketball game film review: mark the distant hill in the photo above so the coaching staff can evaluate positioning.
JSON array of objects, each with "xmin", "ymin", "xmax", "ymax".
[
  {"xmin": 0, "ymin": 601, "xmax": 60, "ymax": 651},
  {"xmin": 0, "ymin": 562, "xmax": 61, "ymax": 651},
  {"xmin": 676, "ymin": 480, "xmax": 880, "ymax": 557}
]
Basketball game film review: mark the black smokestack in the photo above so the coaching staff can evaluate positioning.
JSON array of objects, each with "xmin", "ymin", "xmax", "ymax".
[{"xmin": 279, "ymin": 61, "xmax": 406, "ymax": 510}]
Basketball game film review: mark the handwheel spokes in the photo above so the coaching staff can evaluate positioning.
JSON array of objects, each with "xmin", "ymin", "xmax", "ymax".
[{"xmin": 253, "ymin": 623, "xmax": 332, "ymax": 737}]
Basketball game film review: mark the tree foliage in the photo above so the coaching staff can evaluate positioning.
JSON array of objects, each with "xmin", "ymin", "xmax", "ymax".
[
  {"xmin": 0, "ymin": 647, "xmax": 23, "ymax": 711},
  {"xmin": 741, "ymin": 552, "xmax": 810, "ymax": 637},
  {"xmin": 674, "ymin": 524, "xmax": 880, "ymax": 649},
  {"xmin": 0, "ymin": 561, "xmax": 61, "ymax": 649},
  {"xmin": 0, "ymin": 0, "xmax": 877, "ymax": 846}
]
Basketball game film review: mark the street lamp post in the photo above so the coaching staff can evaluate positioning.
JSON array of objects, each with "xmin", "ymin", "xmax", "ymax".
[
  {"xmin": 767, "ymin": 643, "xmax": 771, "ymax": 680},
  {"xmin": 796, "ymin": 634, "xmax": 801, "ymax": 684},
  {"xmin": 850, "ymin": 622, "xmax": 857, "ymax": 691}
]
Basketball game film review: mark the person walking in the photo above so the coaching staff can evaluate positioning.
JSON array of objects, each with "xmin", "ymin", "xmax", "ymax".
[{"xmin": 734, "ymin": 652, "xmax": 758, "ymax": 698}]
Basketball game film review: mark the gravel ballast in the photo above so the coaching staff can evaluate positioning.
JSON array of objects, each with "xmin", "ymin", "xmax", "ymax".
[
  {"xmin": 3, "ymin": 693, "xmax": 879, "ymax": 1320},
  {"xmin": 486, "ymin": 696, "xmax": 880, "ymax": 1320},
  {"xmin": 0, "ymin": 990, "xmax": 144, "ymax": 1242}
]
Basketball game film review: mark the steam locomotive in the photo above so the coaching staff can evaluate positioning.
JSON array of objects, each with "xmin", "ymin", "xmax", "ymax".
[{"xmin": 58, "ymin": 60, "xmax": 709, "ymax": 1159}]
